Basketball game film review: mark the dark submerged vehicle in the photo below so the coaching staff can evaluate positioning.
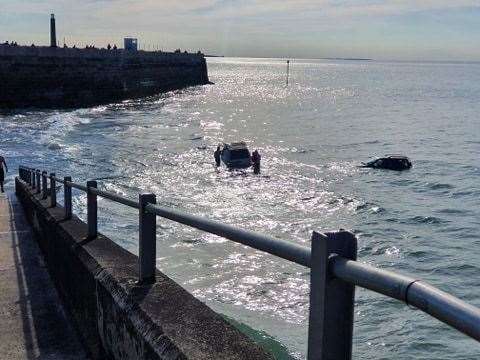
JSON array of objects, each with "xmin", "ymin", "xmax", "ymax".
[
  {"xmin": 221, "ymin": 142, "xmax": 252, "ymax": 169},
  {"xmin": 362, "ymin": 155, "xmax": 412, "ymax": 171}
]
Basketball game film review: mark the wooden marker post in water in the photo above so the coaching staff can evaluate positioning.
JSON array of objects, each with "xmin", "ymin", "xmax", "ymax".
[{"xmin": 286, "ymin": 60, "xmax": 290, "ymax": 86}]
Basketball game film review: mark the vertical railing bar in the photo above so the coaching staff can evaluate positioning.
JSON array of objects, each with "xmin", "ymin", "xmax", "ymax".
[
  {"xmin": 139, "ymin": 193, "xmax": 157, "ymax": 283},
  {"xmin": 307, "ymin": 231, "xmax": 357, "ymax": 360},
  {"xmin": 50, "ymin": 173, "xmax": 56, "ymax": 207},
  {"xmin": 87, "ymin": 180, "xmax": 97, "ymax": 239},
  {"xmin": 36, "ymin": 170, "xmax": 41, "ymax": 194},
  {"xmin": 64, "ymin": 176, "xmax": 72, "ymax": 220},
  {"xmin": 42, "ymin": 171, "xmax": 48, "ymax": 199}
]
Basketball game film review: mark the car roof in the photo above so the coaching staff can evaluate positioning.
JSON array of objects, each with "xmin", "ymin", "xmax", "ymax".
[
  {"xmin": 225, "ymin": 142, "xmax": 249, "ymax": 150},
  {"xmin": 384, "ymin": 154, "xmax": 410, "ymax": 160}
]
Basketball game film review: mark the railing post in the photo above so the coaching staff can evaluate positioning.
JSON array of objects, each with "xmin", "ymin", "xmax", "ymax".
[
  {"xmin": 42, "ymin": 171, "xmax": 48, "ymax": 199},
  {"xmin": 307, "ymin": 230, "xmax": 357, "ymax": 360},
  {"xmin": 139, "ymin": 193, "xmax": 157, "ymax": 284},
  {"xmin": 87, "ymin": 180, "xmax": 97, "ymax": 239},
  {"xmin": 64, "ymin": 176, "xmax": 72, "ymax": 220},
  {"xmin": 50, "ymin": 173, "xmax": 56, "ymax": 207},
  {"xmin": 30, "ymin": 169, "xmax": 35, "ymax": 188},
  {"xmin": 36, "ymin": 170, "xmax": 41, "ymax": 193}
]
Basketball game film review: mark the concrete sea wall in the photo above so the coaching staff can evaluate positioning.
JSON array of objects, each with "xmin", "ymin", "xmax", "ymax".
[
  {"xmin": 0, "ymin": 45, "xmax": 210, "ymax": 108},
  {"xmin": 15, "ymin": 178, "xmax": 272, "ymax": 360}
]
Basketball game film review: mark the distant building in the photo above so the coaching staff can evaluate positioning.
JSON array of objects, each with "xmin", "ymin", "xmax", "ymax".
[{"xmin": 124, "ymin": 38, "xmax": 138, "ymax": 51}]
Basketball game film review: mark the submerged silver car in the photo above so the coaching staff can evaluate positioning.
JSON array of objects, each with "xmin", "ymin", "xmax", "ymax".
[{"xmin": 220, "ymin": 142, "xmax": 252, "ymax": 169}]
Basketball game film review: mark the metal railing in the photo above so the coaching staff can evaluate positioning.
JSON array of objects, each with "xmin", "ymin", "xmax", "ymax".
[{"xmin": 17, "ymin": 166, "xmax": 480, "ymax": 359}]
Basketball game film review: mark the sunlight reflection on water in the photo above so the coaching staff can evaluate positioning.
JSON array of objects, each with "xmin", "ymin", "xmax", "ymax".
[{"xmin": 2, "ymin": 58, "xmax": 480, "ymax": 359}]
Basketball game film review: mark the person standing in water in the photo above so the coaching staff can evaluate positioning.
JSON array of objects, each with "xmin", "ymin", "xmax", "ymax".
[
  {"xmin": 214, "ymin": 146, "xmax": 221, "ymax": 167},
  {"xmin": 0, "ymin": 155, "xmax": 8, "ymax": 193},
  {"xmin": 251, "ymin": 150, "xmax": 261, "ymax": 174}
]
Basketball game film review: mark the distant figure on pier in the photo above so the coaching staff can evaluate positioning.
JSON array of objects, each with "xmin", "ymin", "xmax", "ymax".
[
  {"xmin": 214, "ymin": 146, "xmax": 221, "ymax": 167},
  {"xmin": 3, "ymin": 41, "xmax": 9, "ymax": 46},
  {"xmin": 113, "ymin": 44, "xmax": 117, "ymax": 50},
  {"xmin": 251, "ymin": 150, "xmax": 261, "ymax": 174},
  {"xmin": 0, "ymin": 155, "xmax": 8, "ymax": 193},
  {"xmin": 107, "ymin": 44, "xmax": 111, "ymax": 50}
]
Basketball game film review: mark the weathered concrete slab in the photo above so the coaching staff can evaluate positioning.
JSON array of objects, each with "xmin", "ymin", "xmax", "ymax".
[{"xmin": 0, "ymin": 192, "xmax": 88, "ymax": 359}]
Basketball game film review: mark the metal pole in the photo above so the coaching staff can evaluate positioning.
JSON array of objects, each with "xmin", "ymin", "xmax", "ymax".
[
  {"xmin": 64, "ymin": 176, "xmax": 72, "ymax": 220},
  {"xmin": 331, "ymin": 257, "xmax": 480, "ymax": 342},
  {"xmin": 42, "ymin": 171, "xmax": 48, "ymax": 199},
  {"xmin": 139, "ymin": 193, "xmax": 157, "ymax": 283},
  {"xmin": 30, "ymin": 170, "xmax": 35, "ymax": 188},
  {"xmin": 286, "ymin": 60, "xmax": 290, "ymax": 86},
  {"xmin": 36, "ymin": 170, "xmax": 41, "ymax": 194},
  {"xmin": 50, "ymin": 173, "xmax": 56, "ymax": 207},
  {"xmin": 307, "ymin": 231, "xmax": 357, "ymax": 360},
  {"xmin": 87, "ymin": 180, "xmax": 97, "ymax": 239}
]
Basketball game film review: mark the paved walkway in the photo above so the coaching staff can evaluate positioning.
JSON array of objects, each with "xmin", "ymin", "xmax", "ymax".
[{"xmin": 0, "ymin": 190, "xmax": 88, "ymax": 359}]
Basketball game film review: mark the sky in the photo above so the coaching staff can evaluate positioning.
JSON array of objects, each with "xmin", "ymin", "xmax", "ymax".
[{"xmin": 1, "ymin": 0, "xmax": 479, "ymax": 61}]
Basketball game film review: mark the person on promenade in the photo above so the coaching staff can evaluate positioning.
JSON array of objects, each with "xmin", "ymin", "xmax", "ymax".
[
  {"xmin": 0, "ymin": 155, "xmax": 8, "ymax": 193},
  {"xmin": 251, "ymin": 150, "xmax": 261, "ymax": 174},
  {"xmin": 214, "ymin": 146, "xmax": 221, "ymax": 167}
]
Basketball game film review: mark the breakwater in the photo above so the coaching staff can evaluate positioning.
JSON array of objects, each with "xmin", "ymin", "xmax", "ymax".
[
  {"xmin": 14, "ymin": 176, "xmax": 271, "ymax": 359},
  {"xmin": 0, "ymin": 45, "xmax": 210, "ymax": 109}
]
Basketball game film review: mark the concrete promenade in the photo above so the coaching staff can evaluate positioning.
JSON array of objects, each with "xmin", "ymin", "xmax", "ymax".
[{"xmin": 0, "ymin": 190, "xmax": 87, "ymax": 359}]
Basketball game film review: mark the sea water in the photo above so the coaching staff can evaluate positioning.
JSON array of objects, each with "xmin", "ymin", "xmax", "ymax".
[{"xmin": 1, "ymin": 58, "xmax": 479, "ymax": 359}]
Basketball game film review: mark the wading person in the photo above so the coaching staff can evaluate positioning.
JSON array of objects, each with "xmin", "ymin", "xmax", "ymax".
[
  {"xmin": 214, "ymin": 146, "xmax": 221, "ymax": 167},
  {"xmin": 251, "ymin": 150, "xmax": 261, "ymax": 174},
  {"xmin": 0, "ymin": 155, "xmax": 8, "ymax": 193}
]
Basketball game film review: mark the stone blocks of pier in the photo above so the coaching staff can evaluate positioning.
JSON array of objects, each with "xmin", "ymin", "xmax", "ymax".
[
  {"xmin": 0, "ymin": 46, "xmax": 210, "ymax": 108},
  {"xmin": 15, "ymin": 178, "xmax": 272, "ymax": 360}
]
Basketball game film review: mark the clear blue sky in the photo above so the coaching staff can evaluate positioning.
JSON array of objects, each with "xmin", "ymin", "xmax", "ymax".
[{"xmin": 1, "ymin": 1, "xmax": 479, "ymax": 61}]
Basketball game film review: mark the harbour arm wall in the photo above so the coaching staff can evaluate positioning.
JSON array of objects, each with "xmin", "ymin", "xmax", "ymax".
[
  {"xmin": 15, "ymin": 178, "xmax": 272, "ymax": 360},
  {"xmin": 0, "ymin": 45, "xmax": 210, "ymax": 109}
]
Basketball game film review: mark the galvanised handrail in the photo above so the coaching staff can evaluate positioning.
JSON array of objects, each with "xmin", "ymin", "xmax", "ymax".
[
  {"xmin": 17, "ymin": 166, "xmax": 480, "ymax": 359},
  {"xmin": 144, "ymin": 202, "xmax": 311, "ymax": 266}
]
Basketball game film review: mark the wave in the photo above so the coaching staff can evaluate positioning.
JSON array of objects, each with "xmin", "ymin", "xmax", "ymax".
[
  {"xmin": 427, "ymin": 183, "xmax": 454, "ymax": 190},
  {"xmin": 408, "ymin": 216, "xmax": 448, "ymax": 225}
]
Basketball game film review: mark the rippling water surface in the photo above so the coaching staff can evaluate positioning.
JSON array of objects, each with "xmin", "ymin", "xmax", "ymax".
[{"xmin": 1, "ymin": 58, "xmax": 480, "ymax": 359}]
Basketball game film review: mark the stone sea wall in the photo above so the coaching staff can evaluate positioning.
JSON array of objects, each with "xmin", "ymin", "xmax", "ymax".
[
  {"xmin": 15, "ymin": 178, "xmax": 272, "ymax": 360},
  {"xmin": 0, "ymin": 46, "xmax": 210, "ymax": 108}
]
